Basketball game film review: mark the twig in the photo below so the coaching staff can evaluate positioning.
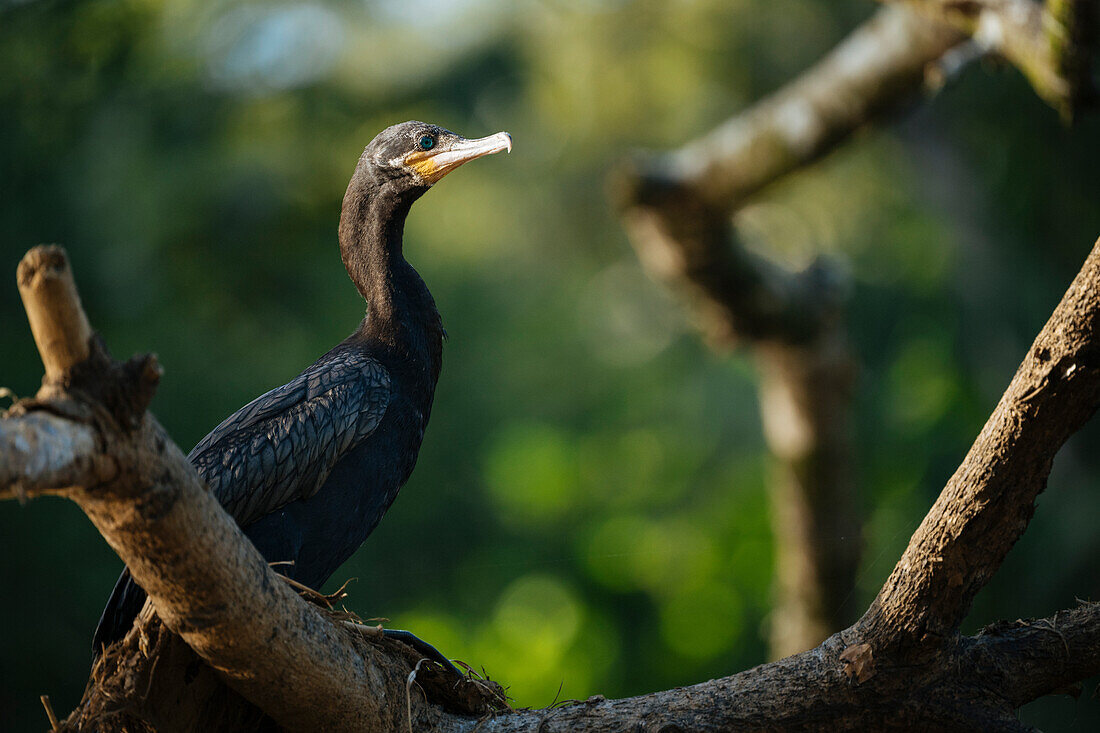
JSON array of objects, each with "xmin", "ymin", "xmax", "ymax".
[
  {"xmin": 342, "ymin": 620, "xmax": 384, "ymax": 638},
  {"xmin": 40, "ymin": 694, "xmax": 60, "ymax": 732},
  {"xmin": 407, "ymin": 658, "xmax": 430, "ymax": 733}
]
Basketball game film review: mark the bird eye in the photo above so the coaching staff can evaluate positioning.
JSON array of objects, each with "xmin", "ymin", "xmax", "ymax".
[{"xmin": 418, "ymin": 135, "xmax": 435, "ymax": 151}]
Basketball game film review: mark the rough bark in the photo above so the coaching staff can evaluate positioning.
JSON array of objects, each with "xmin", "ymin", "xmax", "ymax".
[
  {"xmin": 67, "ymin": 603, "xmax": 498, "ymax": 733},
  {"xmin": 447, "ymin": 608, "xmax": 1100, "ymax": 732},
  {"xmin": 448, "ymin": 239, "xmax": 1100, "ymax": 731},
  {"xmin": 447, "ymin": 606, "xmax": 1100, "ymax": 732},
  {"xmin": 856, "ymin": 238, "xmax": 1100, "ymax": 653}
]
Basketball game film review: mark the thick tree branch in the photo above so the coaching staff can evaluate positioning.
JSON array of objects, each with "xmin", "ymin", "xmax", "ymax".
[
  {"xmin": 458, "ymin": 607, "xmax": 1100, "ymax": 733},
  {"xmin": 462, "ymin": 238, "xmax": 1100, "ymax": 730},
  {"xmin": 74, "ymin": 414, "xmax": 440, "ymax": 731},
  {"xmin": 880, "ymin": 0, "xmax": 1098, "ymax": 116},
  {"xmin": 4, "ymin": 246, "xmax": 499, "ymax": 732},
  {"xmin": 964, "ymin": 601, "xmax": 1100, "ymax": 706},
  {"xmin": 856, "ymin": 238, "xmax": 1100, "ymax": 653}
]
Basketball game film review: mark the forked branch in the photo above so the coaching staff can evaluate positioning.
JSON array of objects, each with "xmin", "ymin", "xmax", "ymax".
[{"xmin": 609, "ymin": 5, "xmax": 966, "ymax": 656}]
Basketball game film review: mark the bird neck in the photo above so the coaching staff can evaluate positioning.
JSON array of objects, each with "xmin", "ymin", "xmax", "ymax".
[{"xmin": 339, "ymin": 180, "xmax": 443, "ymax": 375}]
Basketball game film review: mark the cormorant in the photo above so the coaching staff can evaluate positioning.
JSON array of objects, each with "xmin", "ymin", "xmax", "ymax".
[{"xmin": 93, "ymin": 121, "xmax": 512, "ymax": 665}]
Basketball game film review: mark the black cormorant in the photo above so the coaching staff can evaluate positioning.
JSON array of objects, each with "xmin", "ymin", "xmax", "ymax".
[{"xmin": 93, "ymin": 121, "xmax": 512, "ymax": 666}]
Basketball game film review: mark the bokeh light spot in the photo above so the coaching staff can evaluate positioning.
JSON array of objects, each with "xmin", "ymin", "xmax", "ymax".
[{"xmin": 484, "ymin": 421, "xmax": 580, "ymax": 526}]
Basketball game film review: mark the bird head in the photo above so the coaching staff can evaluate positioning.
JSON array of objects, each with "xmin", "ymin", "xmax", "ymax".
[{"xmin": 362, "ymin": 121, "xmax": 512, "ymax": 190}]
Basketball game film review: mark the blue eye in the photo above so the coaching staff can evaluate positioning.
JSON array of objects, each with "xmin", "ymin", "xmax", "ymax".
[{"xmin": 419, "ymin": 135, "xmax": 435, "ymax": 150}]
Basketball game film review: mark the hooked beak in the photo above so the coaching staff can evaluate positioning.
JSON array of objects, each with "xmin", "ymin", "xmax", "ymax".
[{"xmin": 405, "ymin": 132, "xmax": 512, "ymax": 184}]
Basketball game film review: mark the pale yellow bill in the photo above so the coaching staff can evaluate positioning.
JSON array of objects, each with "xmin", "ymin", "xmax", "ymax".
[{"xmin": 405, "ymin": 132, "xmax": 512, "ymax": 184}]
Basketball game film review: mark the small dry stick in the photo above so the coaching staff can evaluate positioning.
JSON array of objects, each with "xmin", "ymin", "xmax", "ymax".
[
  {"xmin": 341, "ymin": 620, "xmax": 384, "ymax": 638},
  {"xmin": 407, "ymin": 658, "xmax": 431, "ymax": 733},
  {"xmin": 40, "ymin": 694, "xmax": 60, "ymax": 732}
]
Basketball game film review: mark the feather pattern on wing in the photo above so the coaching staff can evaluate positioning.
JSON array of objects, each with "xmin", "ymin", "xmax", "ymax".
[{"xmin": 188, "ymin": 350, "xmax": 391, "ymax": 527}]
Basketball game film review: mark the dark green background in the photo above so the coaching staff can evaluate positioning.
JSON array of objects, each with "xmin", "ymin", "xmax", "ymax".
[{"xmin": 2, "ymin": 0, "xmax": 1098, "ymax": 729}]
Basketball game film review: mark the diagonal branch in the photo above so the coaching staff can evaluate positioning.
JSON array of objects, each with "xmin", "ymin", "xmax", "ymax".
[
  {"xmin": 457, "ymin": 237, "xmax": 1100, "ymax": 730},
  {"xmin": 3, "ymin": 246, "xmax": 498, "ymax": 732},
  {"xmin": 856, "ymin": 238, "xmax": 1100, "ymax": 653},
  {"xmin": 616, "ymin": 6, "xmax": 965, "ymax": 223}
]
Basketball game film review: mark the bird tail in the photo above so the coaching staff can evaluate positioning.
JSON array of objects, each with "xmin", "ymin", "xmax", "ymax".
[{"xmin": 92, "ymin": 567, "xmax": 147, "ymax": 660}]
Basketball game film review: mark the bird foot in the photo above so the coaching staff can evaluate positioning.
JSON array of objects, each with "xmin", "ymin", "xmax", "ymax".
[{"xmin": 382, "ymin": 628, "xmax": 463, "ymax": 679}]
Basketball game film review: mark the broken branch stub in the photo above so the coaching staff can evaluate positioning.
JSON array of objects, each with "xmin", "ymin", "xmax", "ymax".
[{"xmin": 16, "ymin": 245, "xmax": 93, "ymax": 383}]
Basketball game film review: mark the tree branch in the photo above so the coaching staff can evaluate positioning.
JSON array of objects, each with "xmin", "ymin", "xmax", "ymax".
[
  {"xmin": 880, "ymin": 0, "xmax": 1098, "ymax": 117},
  {"xmin": 609, "ymin": 6, "xmax": 964, "ymax": 656},
  {"xmin": 965, "ymin": 601, "xmax": 1100, "ymax": 706},
  {"xmin": 459, "ymin": 238, "xmax": 1100, "ymax": 731},
  {"xmin": 856, "ymin": 238, "xmax": 1100, "ymax": 653},
  {"xmin": 615, "ymin": 7, "xmax": 965, "ymax": 220},
  {"xmin": 4, "ymin": 246, "xmax": 500, "ymax": 732}
]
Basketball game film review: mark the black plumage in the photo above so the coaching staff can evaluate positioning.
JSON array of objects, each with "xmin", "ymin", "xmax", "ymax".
[{"xmin": 93, "ymin": 121, "xmax": 512, "ymax": 656}]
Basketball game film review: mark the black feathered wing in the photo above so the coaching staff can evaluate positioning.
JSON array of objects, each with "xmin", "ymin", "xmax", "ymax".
[
  {"xmin": 188, "ymin": 350, "xmax": 391, "ymax": 527},
  {"xmin": 93, "ymin": 349, "xmax": 390, "ymax": 657}
]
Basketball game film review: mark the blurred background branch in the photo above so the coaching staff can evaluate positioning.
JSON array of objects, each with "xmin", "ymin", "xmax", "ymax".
[
  {"xmin": 879, "ymin": 0, "xmax": 1098, "ymax": 117},
  {"xmin": 616, "ymin": 7, "xmax": 965, "ymax": 217},
  {"xmin": 611, "ymin": 5, "xmax": 964, "ymax": 658},
  {"xmin": 611, "ymin": 0, "xmax": 1096, "ymax": 660}
]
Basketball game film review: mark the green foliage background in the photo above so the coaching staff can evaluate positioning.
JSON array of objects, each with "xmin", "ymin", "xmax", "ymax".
[{"xmin": 2, "ymin": 0, "xmax": 1099, "ymax": 729}]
